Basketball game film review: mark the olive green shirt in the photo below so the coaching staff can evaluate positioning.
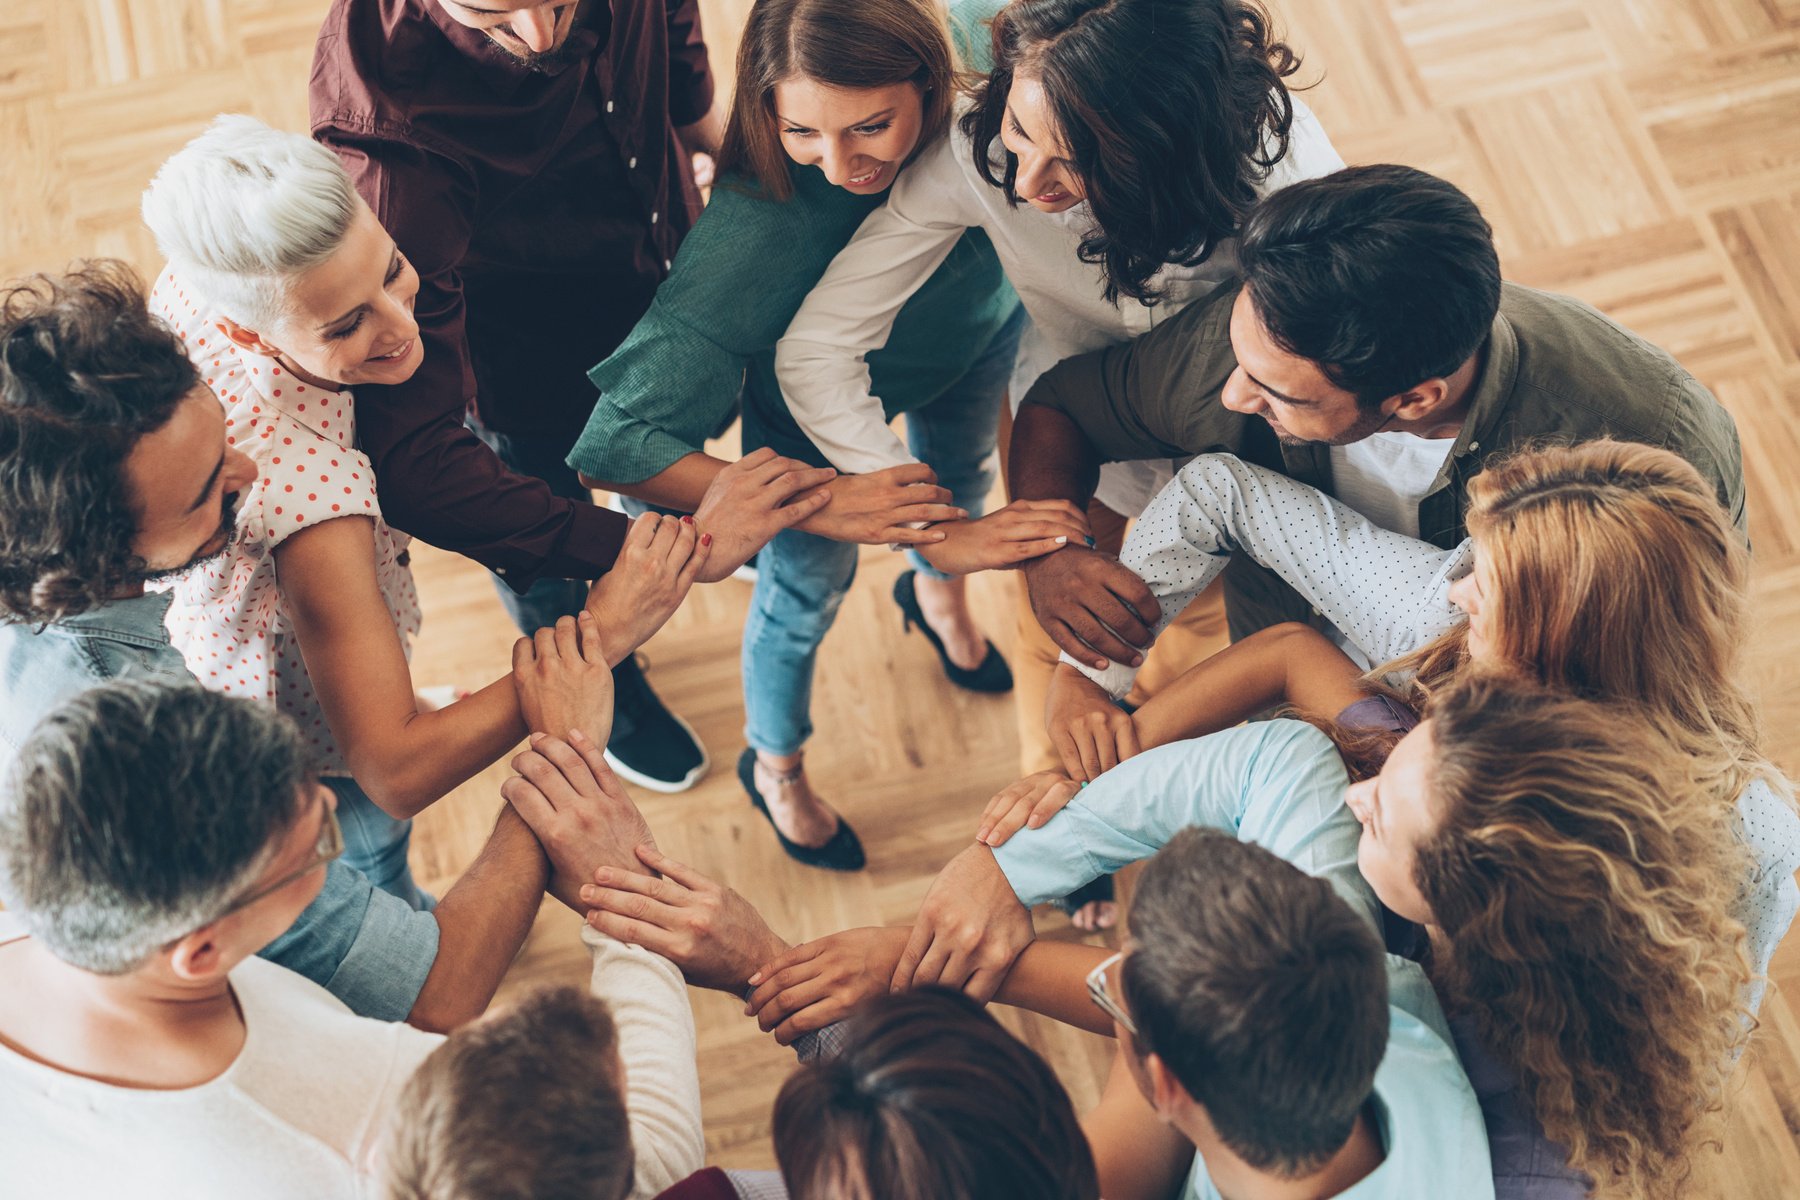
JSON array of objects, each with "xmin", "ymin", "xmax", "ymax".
[{"xmin": 1023, "ymin": 280, "xmax": 1747, "ymax": 633}]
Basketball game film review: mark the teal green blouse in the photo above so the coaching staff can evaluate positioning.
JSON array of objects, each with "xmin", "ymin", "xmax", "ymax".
[{"xmin": 567, "ymin": 0, "xmax": 1017, "ymax": 484}]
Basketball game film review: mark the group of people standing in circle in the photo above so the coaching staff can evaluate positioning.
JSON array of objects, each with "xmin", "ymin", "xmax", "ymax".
[{"xmin": 0, "ymin": 2, "xmax": 1795, "ymax": 1200}]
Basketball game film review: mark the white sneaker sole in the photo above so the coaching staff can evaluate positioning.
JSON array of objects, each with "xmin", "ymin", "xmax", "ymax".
[{"xmin": 603, "ymin": 707, "xmax": 710, "ymax": 793}]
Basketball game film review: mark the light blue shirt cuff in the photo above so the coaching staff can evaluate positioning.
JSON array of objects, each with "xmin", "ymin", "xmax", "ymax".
[{"xmin": 260, "ymin": 859, "xmax": 439, "ymax": 1022}]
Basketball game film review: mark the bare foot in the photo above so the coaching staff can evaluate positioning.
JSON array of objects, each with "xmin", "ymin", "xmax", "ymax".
[
  {"xmin": 754, "ymin": 753, "xmax": 846, "ymax": 849},
  {"xmin": 1069, "ymin": 900, "xmax": 1118, "ymax": 932},
  {"xmin": 912, "ymin": 573, "xmax": 990, "ymax": 671}
]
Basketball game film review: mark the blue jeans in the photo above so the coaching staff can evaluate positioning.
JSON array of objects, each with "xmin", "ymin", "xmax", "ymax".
[
  {"xmin": 467, "ymin": 418, "xmax": 591, "ymax": 636},
  {"xmin": 326, "ymin": 775, "xmax": 434, "ymax": 911},
  {"xmin": 740, "ymin": 307, "xmax": 1024, "ymax": 756}
]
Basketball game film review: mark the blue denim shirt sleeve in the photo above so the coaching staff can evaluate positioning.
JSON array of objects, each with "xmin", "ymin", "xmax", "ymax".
[
  {"xmin": 258, "ymin": 859, "xmax": 439, "ymax": 1022},
  {"xmin": 991, "ymin": 719, "xmax": 1377, "ymax": 929}
]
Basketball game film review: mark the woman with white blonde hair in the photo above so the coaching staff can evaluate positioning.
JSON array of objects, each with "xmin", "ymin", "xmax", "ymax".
[{"xmin": 141, "ymin": 115, "xmax": 706, "ymax": 904}]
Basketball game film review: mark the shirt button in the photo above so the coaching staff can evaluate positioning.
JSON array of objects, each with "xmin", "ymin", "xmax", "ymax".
[
  {"xmin": 496, "ymin": 567, "xmax": 507, "ymax": 576},
  {"xmin": 628, "ymin": 156, "xmax": 638, "ymax": 169},
  {"xmin": 664, "ymin": 259, "xmax": 672, "ymax": 270},
  {"xmin": 606, "ymin": 100, "xmax": 615, "ymax": 113},
  {"xmin": 651, "ymin": 211, "xmax": 659, "ymax": 224}
]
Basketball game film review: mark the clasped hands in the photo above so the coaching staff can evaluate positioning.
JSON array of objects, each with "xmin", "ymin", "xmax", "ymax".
[
  {"xmin": 502, "ymin": 601, "xmax": 1101, "ymax": 1049},
  {"xmin": 697, "ymin": 451, "xmax": 1094, "ymax": 576}
]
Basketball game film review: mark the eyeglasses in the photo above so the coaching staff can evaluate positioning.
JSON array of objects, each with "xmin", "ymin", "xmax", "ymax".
[
  {"xmin": 1086, "ymin": 950, "xmax": 1137, "ymax": 1037},
  {"xmin": 210, "ymin": 806, "xmax": 344, "ymax": 925}
]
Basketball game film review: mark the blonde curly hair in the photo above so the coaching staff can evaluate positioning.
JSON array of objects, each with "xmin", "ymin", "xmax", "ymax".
[{"xmin": 1417, "ymin": 671, "xmax": 1752, "ymax": 1199}]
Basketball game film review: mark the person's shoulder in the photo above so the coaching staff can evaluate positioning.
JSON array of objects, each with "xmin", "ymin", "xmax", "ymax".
[
  {"xmin": 1263, "ymin": 94, "xmax": 1346, "ymax": 190},
  {"xmin": 233, "ymin": 953, "xmax": 443, "ymax": 1080},
  {"xmin": 948, "ymin": 0, "xmax": 1007, "ymax": 73},
  {"xmin": 1204, "ymin": 716, "xmax": 1343, "ymax": 785},
  {"xmin": 1501, "ymin": 283, "xmax": 1697, "ymax": 404},
  {"xmin": 1737, "ymin": 773, "xmax": 1800, "ymax": 875},
  {"xmin": 1375, "ymin": 966, "xmax": 1496, "ymax": 1193},
  {"xmin": 700, "ymin": 168, "xmax": 873, "ymax": 256},
  {"xmin": 310, "ymin": 0, "xmax": 441, "ymax": 141}
]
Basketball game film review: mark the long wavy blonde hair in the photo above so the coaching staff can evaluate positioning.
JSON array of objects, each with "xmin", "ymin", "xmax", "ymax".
[
  {"xmin": 1419, "ymin": 672, "xmax": 1752, "ymax": 1199},
  {"xmin": 1384, "ymin": 439, "xmax": 1774, "ymax": 806}
]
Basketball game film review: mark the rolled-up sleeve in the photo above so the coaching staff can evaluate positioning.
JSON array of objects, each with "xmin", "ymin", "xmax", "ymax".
[
  {"xmin": 571, "ymin": 178, "xmax": 842, "ymax": 484},
  {"xmin": 1065, "ymin": 454, "xmax": 1471, "ymax": 699},
  {"xmin": 258, "ymin": 859, "xmax": 440, "ymax": 1022}
]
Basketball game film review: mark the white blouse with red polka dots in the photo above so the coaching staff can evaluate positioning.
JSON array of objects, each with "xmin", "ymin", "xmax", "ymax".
[{"xmin": 150, "ymin": 270, "xmax": 423, "ymax": 774}]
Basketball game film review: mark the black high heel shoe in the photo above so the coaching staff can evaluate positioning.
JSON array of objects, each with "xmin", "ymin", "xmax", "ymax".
[
  {"xmin": 737, "ymin": 749, "xmax": 866, "ymax": 872},
  {"xmin": 892, "ymin": 570, "xmax": 1013, "ymax": 694}
]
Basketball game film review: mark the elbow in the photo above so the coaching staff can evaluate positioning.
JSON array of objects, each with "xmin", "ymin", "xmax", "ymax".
[
  {"xmin": 346, "ymin": 762, "xmax": 437, "ymax": 822},
  {"xmin": 772, "ymin": 336, "xmax": 816, "ymax": 400},
  {"xmin": 405, "ymin": 984, "xmax": 487, "ymax": 1035}
]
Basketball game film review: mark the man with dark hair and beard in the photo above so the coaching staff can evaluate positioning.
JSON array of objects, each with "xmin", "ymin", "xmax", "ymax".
[
  {"xmin": 310, "ymin": 0, "xmax": 741, "ymax": 795},
  {"xmin": 0, "ymin": 262, "xmax": 570, "ymax": 1033}
]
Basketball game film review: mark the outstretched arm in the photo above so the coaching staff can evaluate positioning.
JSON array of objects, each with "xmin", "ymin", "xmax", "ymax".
[
  {"xmin": 280, "ymin": 519, "xmax": 675, "ymax": 819},
  {"xmin": 583, "ymin": 926, "xmax": 707, "ymax": 1198},
  {"xmin": 1070, "ymin": 453, "xmax": 1469, "ymax": 700},
  {"xmin": 406, "ymin": 805, "xmax": 549, "ymax": 1032}
]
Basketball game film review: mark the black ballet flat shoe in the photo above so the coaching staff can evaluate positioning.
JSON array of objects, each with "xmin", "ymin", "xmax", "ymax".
[
  {"xmin": 737, "ymin": 748, "xmax": 866, "ymax": 872},
  {"xmin": 892, "ymin": 570, "xmax": 1013, "ymax": 694},
  {"xmin": 1056, "ymin": 873, "xmax": 1117, "ymax": 925}
]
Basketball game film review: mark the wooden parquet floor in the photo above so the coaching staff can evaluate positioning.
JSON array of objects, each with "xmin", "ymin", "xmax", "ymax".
[{"xmin": 10, "ymin": 1, "xmax": 1800, "ymax": 1193}]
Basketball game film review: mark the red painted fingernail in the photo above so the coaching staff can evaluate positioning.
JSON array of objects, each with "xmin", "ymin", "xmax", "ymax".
[
  {"xmin": 701, "ymin": 533, "xmax": 712, "ymax": 545},
  {"xmin": 681, "ymin": 515, "xmax": 694, "ymax": 524}
]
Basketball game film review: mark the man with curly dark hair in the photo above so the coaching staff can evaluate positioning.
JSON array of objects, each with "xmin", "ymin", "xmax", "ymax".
[
  {"xmin": 0, "ymin": 261, "xmax": 561, "ymax": 1033},
  {"xmin": 0, "ymin": 259, "xmax": 246, "ymax": 627}
]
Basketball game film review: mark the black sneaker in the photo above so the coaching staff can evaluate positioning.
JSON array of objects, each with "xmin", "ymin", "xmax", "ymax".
[{"xmin": 604, "ymin": 654, "xmax": 708, "ymax": 792}]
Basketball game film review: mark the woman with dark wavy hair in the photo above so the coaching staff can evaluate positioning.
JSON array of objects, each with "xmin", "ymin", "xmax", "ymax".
[{"xmin": 778, "ymin": 0, "xmax": 1339, "ymax": 519}]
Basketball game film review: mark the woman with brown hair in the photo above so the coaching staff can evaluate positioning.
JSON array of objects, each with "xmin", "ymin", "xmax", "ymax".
[
  {"xmin": 570, "ymin": 0, "xmax": 1087, "ymax": 874},
  {"xmin": 773, "ymin": 0, "xmax": 1342, "ymax": 923},
  {"xmin": 649, "ymin": 989, "xmax": 1099, "ymax": 1200}
]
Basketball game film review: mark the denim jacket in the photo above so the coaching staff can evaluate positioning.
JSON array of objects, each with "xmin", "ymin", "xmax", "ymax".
[{"xmin": 0, "ymin": 592, "xmax": 192, "ymax": 763}]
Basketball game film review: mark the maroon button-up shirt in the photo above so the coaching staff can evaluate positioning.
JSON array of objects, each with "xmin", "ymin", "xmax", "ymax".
[{"xmin": 309, "ymin": 0, "xmax": 712, "ymax": 585}]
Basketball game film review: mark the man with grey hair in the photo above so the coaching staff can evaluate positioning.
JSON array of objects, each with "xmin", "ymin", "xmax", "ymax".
[{"xmin": 0, "ymin": 681, "xmax": 706, "ymax": 1200}]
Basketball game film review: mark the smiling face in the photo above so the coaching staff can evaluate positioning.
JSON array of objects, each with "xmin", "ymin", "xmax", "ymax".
[
  {"xmin": 123, "ymin": 384, "xmax": 259, "ymax": 582},
  {"xmin": 772, "ymin": 78, "xmax": 926, "ymax": 194},
  {"xmin": 1342, "ymin": 720, "xmax": 1442, "ymax": 927},
  {"xmin": 998, "ymin": 75, "xmax": 1085, "ymax": 213},
  {"xmin": 1220, "ymin": 290, "xmax": 1395, "ymax": 446},
  {"xmin": 436, "ymin": 0, "xmax": 583, "ymax": 66},
  {"xmin": 220, "ymin": 203, "xmax": 423, "ymax": 390}
]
